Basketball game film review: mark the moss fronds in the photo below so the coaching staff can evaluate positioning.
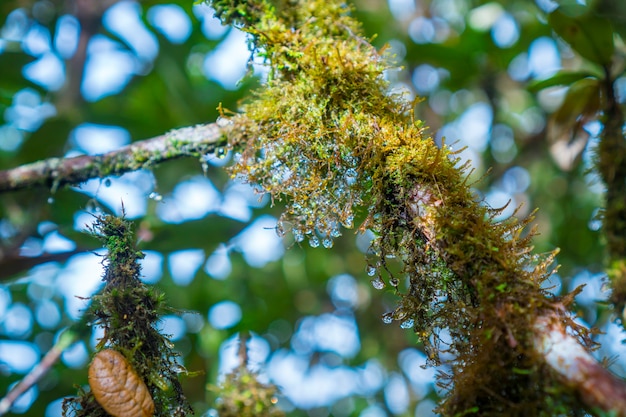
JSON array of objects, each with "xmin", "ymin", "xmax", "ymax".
[
  {"xmin": 209, "ymin": 366, "xmax": 284, "ymax": 417},
  {"xmin": 209, "ymin": 0, "xmax": 595, "ymax": 414},
  {"xmin": 62, "ymin": 214, "xmax": 192, "ymax": 417}
]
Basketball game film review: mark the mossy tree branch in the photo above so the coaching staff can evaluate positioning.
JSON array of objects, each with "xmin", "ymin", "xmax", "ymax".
[
  {"xmin": 598, "ymin": 71, "xmax": 626, "ymax": 323},
  {"xmin": 1, "ymin": 0, "xmax": 625, "ymax": 415},
  {"xmin": 211, "ymin": 0, "xmax": 626, "ymax": 415},
  {"xmin": 0, "ymin": 123, "xmax": 226, "ymax": 194}
]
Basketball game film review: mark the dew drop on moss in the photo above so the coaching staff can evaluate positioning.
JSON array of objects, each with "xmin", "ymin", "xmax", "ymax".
[
  {"xmin": 342, "ymin": 215, "xmax": 354, "ymax": 228},
  {"xmin": 344, "ymin": 168, "xmax": 358, "ymax": 185},
  {"xmin": 400, "ymin": 318, "xmax": 414, "ymax": 329},
  {"xmin": 148, "ymin": 192, "xmax": 162, "ymax": 202},
  {"xmin": 293, "ymin": 229, "xmax": 305, "ymax": 243},
  {"xmin": 371, "ymin": 276, "xmax": 385, "ymax": 290}
]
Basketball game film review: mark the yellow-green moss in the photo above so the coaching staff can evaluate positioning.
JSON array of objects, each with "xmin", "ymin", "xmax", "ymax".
[{"xmin": 209, "ymin": 0, "xmax": 595, "ymax": 415}]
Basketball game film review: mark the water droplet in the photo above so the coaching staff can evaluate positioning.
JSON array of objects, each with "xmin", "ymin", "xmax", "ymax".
[
  {"xmin": 344, "ymin": 168, "xmax": 358, "ymax": 185},
  {"xmin": 389, "ymin": 277, "xmax": 399, "ymax": 287},
  {"xmin": 322, "ymin": 238, "xmax": 333, "ymax": 248},
  {"xmin": 148, "ymin": 192, "xmax": 162, "ymax": 202},
  {"xmin": 366, "ymin": 265, "xmax": 377, "ymax": 276},
  {"xmin": 330, "ymin": 228, "xmax": 342, "ymax": 238},
  {"xmin": 309, "ymin": 236, "xmax": 320, "ymax": 248},
  {"xmin": 382, "ymin": 313, "xmax": 393, "ymax": 324},
  {"xmin": 47, "ymin": 197, "xmax": 54, "ymax": 204},
  {"xmin": 293, "ymin": 229, "xmax": 305, "ymax": 243},
  {"xmin": 400, "ymin": 318, "xmax": 414, "ymax": 329},
  {"xmin": 343, "ymin": 215, "xmax": 354, "ymax": 228},
  {"xmin": 371, "ymin": 276, "xmax": 385, "ymax": 290},
  {"xmin": 104, "ymin": 178, "xmax": 112, "ymax": 187}
]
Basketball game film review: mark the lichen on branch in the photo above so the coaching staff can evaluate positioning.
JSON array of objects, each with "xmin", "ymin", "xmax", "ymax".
[{"xmin": 209, "ymin": 0, "xmax": 606, "ymax": 415}]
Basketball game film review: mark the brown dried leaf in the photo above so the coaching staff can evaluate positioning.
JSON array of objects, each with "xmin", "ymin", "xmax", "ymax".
[{"xmin": 88, "ymin": 349, "xmax": 155, "ymax": 417}]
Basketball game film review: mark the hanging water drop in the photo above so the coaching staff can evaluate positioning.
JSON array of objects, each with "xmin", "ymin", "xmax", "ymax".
[
  {"xmin": 370, "ymin": 276, "xmax": 385, "ymax": 290},
  {"xmin": 382, "ymin": 313, "xmax": 393, "ymax": 324},
  {"xmin": 148, "ymin": 192, "xmax": 162, "ymax": 202},
  {"xmin": 322, "ymin": 238, "xmax": 333, "ymax": 248},
  {"xmin": 389, "ymin": 277, "xmax": 399, "ymax": 287},
  {"xmin": 344, "ymin": 168, "xmax": 358, "ymax": 185},
  {"xmin": 343, "ymin": 215, "xmax": 354, "ymax": 228},
  {"xmin": 309, "ymin": 236, "xmax": 320, "ymax": 248},
  {"xmin": 400, "ymin": 318, "xmax": 414, "ymax": 329},
  {"xmin": 293, "ymin": 229, "xmax": 305, "ymax": 243},
  {"xmin": 366, "ymin": 265, "xmax": 377, "ymax": 276}
]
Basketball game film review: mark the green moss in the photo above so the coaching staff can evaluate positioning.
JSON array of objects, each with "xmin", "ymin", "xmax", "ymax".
[
  {"xmin": 207, "ymin": 0, "xmax": 595, "ymax": 415},
  {"xmin": 209, "ymin": 365, "xmax": 285, "ymax": 417},
  {"xmin": 62, "ymin": 215, "xmax": 193, "ymax": 417}
]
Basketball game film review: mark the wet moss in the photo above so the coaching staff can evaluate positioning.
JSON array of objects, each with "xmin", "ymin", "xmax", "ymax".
[
  {"xmin": 209, "ymin": 0, "xmax": 596, "ymax": 415},
  {"xmin": 62, "ymin": 215, "xmax": 192, "ymax": 417}
]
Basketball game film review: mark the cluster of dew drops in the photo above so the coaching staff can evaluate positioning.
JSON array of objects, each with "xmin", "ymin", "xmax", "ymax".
[
  {"xmin": 277, "ymin": 212, "xmax": 350, "ymax": 249},
  {"xmin": 367, "ymin": 255, "xmax": 415, "ymax": 329},
  {"xmin": 272, "ymin": 153, "xmax": 363, "ymax": 250}
]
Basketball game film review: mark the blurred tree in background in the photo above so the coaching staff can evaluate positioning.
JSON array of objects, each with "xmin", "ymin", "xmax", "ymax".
[{"xmin": 0, "ymin": 0, "xmax": 624, "ymax": 416}]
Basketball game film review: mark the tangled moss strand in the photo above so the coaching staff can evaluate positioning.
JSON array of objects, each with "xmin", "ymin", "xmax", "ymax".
[{"xmin": 62, "ymin": 215, "xmax": 192, "ymax": 417}]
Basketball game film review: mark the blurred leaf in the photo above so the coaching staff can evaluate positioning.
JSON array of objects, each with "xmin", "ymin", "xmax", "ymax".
[
  {"xmin": 527, "ymin": 70, "xmax": 600, "ymax": 92},
  {"xmin": 18, "ymin": 117, "xmax": 73, "ymax": 163},
  {"xmin": 0, "ymin": 52, "xmax": 37, "ymax": 91},
  {"xmin": 546, "ymin": 78, "xmax": 601, "ymax": 170},
  {"xmin": 548, "ymin": 8, "xmax": 614, "ymax": 66},
  {"xmin": 596, "ymin": 0, "xmax": 626, "ymax": 40},
  {"xmin": 139, "ymin": 215, "xmax": 245, "ymax": 253},
  {"xmin": 552, "ymin": 77, "xmax": 602, "ymax": 126}
]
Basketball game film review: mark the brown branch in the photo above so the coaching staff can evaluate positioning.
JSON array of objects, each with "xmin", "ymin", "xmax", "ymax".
[
  {"xmin": 533, "ymin": 312, "xmax": 626, "ymax": 416},
  {"xmin": 0, "ymin": 123, "xmax": 227, "ymax": 194},
  {"xmin": 0, "ymin": 329, "xmax": 79, "ymax": 416}
]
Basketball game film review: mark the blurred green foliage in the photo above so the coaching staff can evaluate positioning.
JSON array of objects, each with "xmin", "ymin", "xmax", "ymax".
[{"xmin": 0, "ymin": 0, "xmax": 623, "ymax": 416}]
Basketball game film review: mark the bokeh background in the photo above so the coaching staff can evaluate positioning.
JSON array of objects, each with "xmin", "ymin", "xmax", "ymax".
[{"xmin": 0, "ymin": 0, "xmax": 624, "ymax": 416}]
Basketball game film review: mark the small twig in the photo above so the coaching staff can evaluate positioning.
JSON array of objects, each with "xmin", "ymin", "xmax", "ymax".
[
  {"xmin": 0, "ymin": 329, "xmax": 79, "ymax": 416},
  {"xmin": 237, "ymin": 330, "xmax": 250, "ymax": 367},
  {"xmin": 0, "ymin": 123, "xmax": 227, "ymax": 194}
]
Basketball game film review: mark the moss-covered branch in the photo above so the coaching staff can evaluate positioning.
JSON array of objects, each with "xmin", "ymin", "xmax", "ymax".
[
  {"xmin": 208, "ymin": 0, "xmax": 626, "ymax": 415},
  {"xmin": 62, "ymin": 215, "xmax": 192, "ymax": 417},
  {"xmin": 598, "ymin": 71, "xmax": 626, "ymax": 323},
  {"xmin": 0, "ymin": 123, "xmax": 226, "ymax": 194}
]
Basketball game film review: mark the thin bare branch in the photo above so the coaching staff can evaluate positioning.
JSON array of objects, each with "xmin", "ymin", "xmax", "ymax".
[{"xmin": 0, "ymin": 330, "xmax": 79, "ymax": 416}]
